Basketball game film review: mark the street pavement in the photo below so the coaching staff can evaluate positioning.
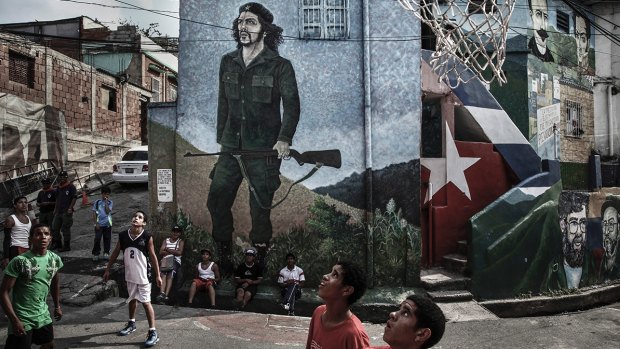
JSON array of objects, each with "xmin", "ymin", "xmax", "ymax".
[{"xmin": 2, "ymin": 182, "xmax": 620, "ymax": 348}]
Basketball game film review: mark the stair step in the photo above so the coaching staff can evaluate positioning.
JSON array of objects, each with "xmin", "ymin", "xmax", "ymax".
[
  {"xmin": 427, "ymin": 290, "xmax": 474, "ymax": 302},
  {"xmin": 443, "ymin": 253, "xmax": 468, "ymax": 275},
  {"xmin": 420, "ymin": 268, "xmax": 470, "ymax": 291},
  {"xmin": 457, "ymin": 240, "xmax": 468, "ymax": 255}
]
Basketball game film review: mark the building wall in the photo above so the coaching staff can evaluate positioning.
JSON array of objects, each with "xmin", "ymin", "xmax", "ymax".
[
  {"xmin": 0, "ymin": 32, "xmax": 146, "ymax": 176},
  {"xmin": 560, "ymin": 84, "xmax": 594, "ymax": 163}
]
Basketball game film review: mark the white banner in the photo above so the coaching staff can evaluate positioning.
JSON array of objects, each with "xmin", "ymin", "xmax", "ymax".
[
  {"xmin": 157, "ymin": 169, "xmax": 173, "ymax": 202},
  {"xmin": 537, "ymin": 104, "xmax": 561, "ymax": 146}
]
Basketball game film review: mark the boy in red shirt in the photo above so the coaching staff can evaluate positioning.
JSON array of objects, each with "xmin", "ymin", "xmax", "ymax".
[
  {"xmin": 367, "ymin": 294, "xmax": 446, "ymax": 349},
  {"xmin": 306, "ymin": 261, "xmax": 369, "ymax": 349}
]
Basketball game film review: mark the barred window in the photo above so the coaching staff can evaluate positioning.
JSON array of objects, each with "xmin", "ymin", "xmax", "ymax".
[
  {"xmin": 151, "ymin": 77, "xmax": 161, "ymax": 102},
  {"xmin": 168, "ymin": 84, "xmax": 177, "ymax": 102},
  {"xmin": 9, "ymin": 50, "xmax": 35, "ymax": 88},
  {"xmin": 300, "ymin": 0, "xmax": 349, "ymax": 39},
  {"xmin": 468, "ymin": 0, "xmax": 495, "ymax": 14},
  {"xmin": 101, "ymin": 86, "xmax": 116, "ymax": 112},
  {"xmin": 565, "ymin": 100, "xmax": 583, "ymax": 138},
  {"xmin": 557, "ymin": 11, "xmax": 569, "ymax": 33}
]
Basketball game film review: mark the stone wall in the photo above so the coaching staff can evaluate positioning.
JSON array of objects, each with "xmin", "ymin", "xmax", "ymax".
[{"xmin": 560, "ymin": 83, "xmax": 595, "ymax": 163}]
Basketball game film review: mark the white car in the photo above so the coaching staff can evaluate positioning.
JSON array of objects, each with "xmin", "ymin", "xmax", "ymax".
[{"xmin": 112, "ymin": 145, "xmax": 149, "ymax": 183}]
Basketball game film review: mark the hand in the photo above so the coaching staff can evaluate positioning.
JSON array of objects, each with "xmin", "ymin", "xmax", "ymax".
[
  {"xmin": 94, "ymin": 223, "xmax": 101, "ymax": 230},
  {"xmin": 54, "ymin": 306, "xmax": 63, "ymax": 321},
  {"xmin": 67, "ymin": 207, "xmax": 74, "ymax": 214},
  {"xmin": 272, "ymin": 141, "xmax": 290, "ymax": 159},
  {"xmin": 12, "ymin": 319, "xmax": 26, "ymax": 336},
  {"xmin": 1, "ymin": 258, "xmax": 8, "ymax": 269},
  {"xmin": 103, "ymin": 269, "xmax": 110, "ymax": 282},
  {"xmin": 156, "ymin": 276, "xmax": 163, "ymax": 288}
]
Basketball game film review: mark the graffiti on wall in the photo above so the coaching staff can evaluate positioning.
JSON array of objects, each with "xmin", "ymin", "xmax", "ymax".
[{"xmin": 164, "ymin": 0, "xmax": 422, "ymax": 286}]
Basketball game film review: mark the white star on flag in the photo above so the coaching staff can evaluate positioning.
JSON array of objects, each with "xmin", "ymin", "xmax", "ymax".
[{"xmin": 421, "ymin": 123, "xmax": 480, "ymax": 203}]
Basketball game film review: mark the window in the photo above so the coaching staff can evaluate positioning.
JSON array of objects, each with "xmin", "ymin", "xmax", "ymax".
[
  {"xmin": 557, "ymin": 11, "xmax": 570, "ymax": 33},
  {"xmin": 421, "ymin": 22, "xmax": 437, "ymax": 51},
  {"xmin": 468, "ymin": 0, "xmax": 494, "ymax": 14},
  {"xmin": 565, "ymin": 100, "xmax": 583, "ymax": 138},
  {"xmin": 151, "ymin": 77, "xmax": 161, "ymax": 102},
  {"xmin": 101, "ymin": 86, "xmax": 116, "ymax": 112},
  {"xmin": 9, "ymin": 50, "xmax": 35, "ymax": 88},
  {"xmin": 168, "ymin": 84, "xmax": 177, "ymax": 102},
  {"xmin": 300, "ymin": 0, "xmax": 348, "ymax": 39}
]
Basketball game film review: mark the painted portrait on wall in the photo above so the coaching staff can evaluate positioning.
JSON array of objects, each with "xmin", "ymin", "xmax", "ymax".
[
  {"xmin": 601, "ymin": 196, "xmax": 620, "ymax": 280},
  {"xmin": 574, "ymin": 13, "xmax": 593, "ymax": 73},
  {"xmin": 528, "ymin": 0, "xmax": 554, "ymax": 62}
]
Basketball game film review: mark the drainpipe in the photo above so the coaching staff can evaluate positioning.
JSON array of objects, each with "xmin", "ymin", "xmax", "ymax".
[
  {"xmin": 363, "ymin": 0, "xmax": 374, "ymax": 288},
  {"xmin": 608, "ymin": 85, "xmax": 614, "ymax": 156}
]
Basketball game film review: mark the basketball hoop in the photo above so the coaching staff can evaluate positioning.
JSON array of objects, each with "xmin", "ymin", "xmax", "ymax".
[{"xmin": 398, "ymin": 0, "xmax": 516, "ymax": 87}]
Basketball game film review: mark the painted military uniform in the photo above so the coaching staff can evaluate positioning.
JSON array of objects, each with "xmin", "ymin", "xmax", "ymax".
[{"xmin": 207, "ymin": 47, "xmax": 300, "ymax": 246}]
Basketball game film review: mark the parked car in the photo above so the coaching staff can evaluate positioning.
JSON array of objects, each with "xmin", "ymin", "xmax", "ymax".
[{"xmin": 112, "ymin": 146, "xmax": 148, "ymax": 183}]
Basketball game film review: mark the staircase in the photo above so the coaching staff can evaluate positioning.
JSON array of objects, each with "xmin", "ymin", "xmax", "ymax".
[{"xmin": 421, "ymin": 240, "xmax": 473, "ymax": 302}]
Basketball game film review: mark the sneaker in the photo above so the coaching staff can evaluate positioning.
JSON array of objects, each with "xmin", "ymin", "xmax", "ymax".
[
  {"xmin": 102, "ymin": 253, "xmax": 109, "ymax": 260},
  {"xmin": 92, "ymin": 254, "xmax": 99, "ymax": 262},
  {"xmin": 118, "ymin": 321, "xmax": 136, "ymax": 336},
  {"xmin": 288, "ymin": 311, "xmax": 295, "ymax": 316},
  {"xmin": 144, "ymin": 329, "xmax": 159, "ymax": 347}
]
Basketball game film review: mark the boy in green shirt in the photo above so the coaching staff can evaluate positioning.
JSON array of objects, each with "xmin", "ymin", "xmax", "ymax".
[{"xmin": 1, "ymin": 223, "xmax": 63, "ymax": 349}]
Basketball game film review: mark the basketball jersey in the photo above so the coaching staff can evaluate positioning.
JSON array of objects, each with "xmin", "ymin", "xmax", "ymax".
[
  {"xmin": 119, "ymin": 229, "xmax": 152, "ymax": 284},
  {"xmin": 10, "ymin": 214, "xmax": 31, "ymax": 249}
]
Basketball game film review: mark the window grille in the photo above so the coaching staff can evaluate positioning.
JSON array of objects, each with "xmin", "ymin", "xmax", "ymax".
[
  {"xmin": 468, "ymin": 0, "xmax": 494, "ymax": 14},
  {"xmin": 557, "ymin": 11, "xmax": 569, "ymax": 33},
  {"xmin": 151, "ymin": 77, "xmax": 161, "ymax": 102},
  {"xmin": 9, "ymin": 50, "xmax": 35, "ymax": 88},
  {"xmin": 300, "ymin": 0, "xmax": 349, "ymax": 39},
  {"xmin": 565, "ymin": 100, "xmax": 583, "ymax": 138},
  {"xmin": 101, "ymin": 86, "xmax": 116, "ymax": 112},
  {"xmin": 168, "ymin": 85, "xmax": 177, "ymax": 101}
]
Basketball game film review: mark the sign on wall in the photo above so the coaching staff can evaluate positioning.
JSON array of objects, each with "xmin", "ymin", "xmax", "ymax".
[
  {"xmin": 537, "ymin": 103, "xmax": 560, "ymax": 146},
  {"xmin": 157, "ymin": 169, "xmax": 173, "ymax": 202}
]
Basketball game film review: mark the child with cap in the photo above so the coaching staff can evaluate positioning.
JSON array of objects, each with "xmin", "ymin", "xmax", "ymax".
[
  {"xmin": 187, "ymin": 248, "xmax": 221, "ymax": 307},
  {"xmin": 306, "ymin": 261, "xmax": 370, "ymax": 349},
  {"xmin": 156, "ymin": 225, "xmax": 184, "ymax": 304},
  {"xmin": 233, "ymin": 247, "xmax": 263, "ymax": 309}
]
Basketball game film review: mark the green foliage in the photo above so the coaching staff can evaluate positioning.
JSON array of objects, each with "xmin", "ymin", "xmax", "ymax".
[{"xmin": 369, "ymin": 199, "xmax": 422, "ymax": 287}]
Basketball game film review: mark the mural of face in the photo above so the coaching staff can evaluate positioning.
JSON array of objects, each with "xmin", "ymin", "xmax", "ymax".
[
  {"xmin": 575, "ymin": 15, "xmax": 589, "ymax": 68},
  {"xmin": 530, "ymin": 0, "xmax": 549, "ymax": 52},
  {"xmin": 602, "ymin": 205, "xmax": 619, "ymax": 272},
  {"xmin": 237, "ymin": 11, "xmax": 263, "ymax": 47},
  {"xmin": 562, "ymin": 205, "xmax": 587, "ymax": 268}
]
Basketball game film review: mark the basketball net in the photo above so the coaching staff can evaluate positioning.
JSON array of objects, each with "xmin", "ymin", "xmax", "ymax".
[{"xmin": 398, "ymin": 0, "xmax": 516, "ymax": 87}]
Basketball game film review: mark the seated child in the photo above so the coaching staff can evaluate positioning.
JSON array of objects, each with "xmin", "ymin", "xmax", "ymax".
[{"xmin": 188, "ymin": 249, "xmax": 220, "ymax": 307}]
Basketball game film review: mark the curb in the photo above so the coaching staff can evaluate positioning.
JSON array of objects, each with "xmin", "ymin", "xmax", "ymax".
[{"xmin": 480, "ymin": 282, "xmax": 620, "ymax": 318}]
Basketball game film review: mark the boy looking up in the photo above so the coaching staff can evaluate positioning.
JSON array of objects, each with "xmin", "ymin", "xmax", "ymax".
[
  {"xmin": 306, "ymin": 261, "xmax": 369, "ymax": 349},
  {"xmin": 103, "ymin": 210, "xmax": 162, "ymax": 347},
  {"xmin": 1, "ymin": 224, "xmax": 63, "ymax": 349}
]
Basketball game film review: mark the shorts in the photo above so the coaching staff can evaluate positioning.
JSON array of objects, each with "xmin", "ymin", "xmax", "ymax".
[
  {"xmin": 160, "ymin": 261, "xmax": 181, "ymax": 277},
  {"xmin": 193, "ymin": 278, "xmax": 215, "ymax": 291},
  {"xmin": 238, "ymin": 284, "xmax": 258, "ymax": 298},
  {"xmin": 5, "ymin": 322, "xmax": 53, "ymax": 349},
  {"xmin": 126, "ymin": 281, "xmax": 152, "ymax": 303}
]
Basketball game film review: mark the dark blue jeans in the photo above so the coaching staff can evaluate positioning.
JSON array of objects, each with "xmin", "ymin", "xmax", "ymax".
[
  {"xmin": 280, "ymin": 284, "xmax": 301, "ymax": 311},
  {"xmin": 92, "ymin": 226, "xmax": 112, "ymax": 255}
]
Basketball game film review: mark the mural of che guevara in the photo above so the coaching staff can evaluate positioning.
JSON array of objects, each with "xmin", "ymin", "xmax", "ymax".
[
  {"xmin": 207, "ymin": 2, "xmax": 300, "ymax": 273},
  {"xmin": 528, "ymin": 0, "xmax": 554, "ymax": 62},
  {"xmin": 601, "ymin": 196, "xmax": 620, "ymax": 281},
  {"xmin": 544, "ymin": 192, "xmax": 597, "ymax": 290}
]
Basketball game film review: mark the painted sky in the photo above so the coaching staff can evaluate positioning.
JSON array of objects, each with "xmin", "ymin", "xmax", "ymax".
[{"xmin": 0, "ymin": 0, "xmax": 180, "ymax": 37}]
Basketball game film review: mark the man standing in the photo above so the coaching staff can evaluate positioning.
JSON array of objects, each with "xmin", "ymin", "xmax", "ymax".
[
  {"xmin": 92, "ymin": 186, "xmax": 113, "ymax": 261},
  {"xmin": 207, "ymin": 2, "xmax": 300, "ymax": 272},
  {"xmin": 528, "ymin": 0, "xmax": 554, "ymax": 62},
  {"xmin": 51, "ymin": 171, "xmax": 77, "ymax": 252},
  {"xmin": 574, "ymin": 14, "xmax": 591, "ymax": 70},
  {"xmin": 36, "ymin": 178, "xmax": 56, "ymax": 227},
  {"xmin": 2, "ymin": 197, "xmax": 32, "ymax": 268}
]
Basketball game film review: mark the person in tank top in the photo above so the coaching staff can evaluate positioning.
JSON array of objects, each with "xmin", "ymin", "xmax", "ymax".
[
  {"xmin": 188, "ymin": 249, "xmax": 220, "ymax": 307},
  {"xmin": 3, "ymin": 196, "xmax": 33, "ymax": 268}
]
